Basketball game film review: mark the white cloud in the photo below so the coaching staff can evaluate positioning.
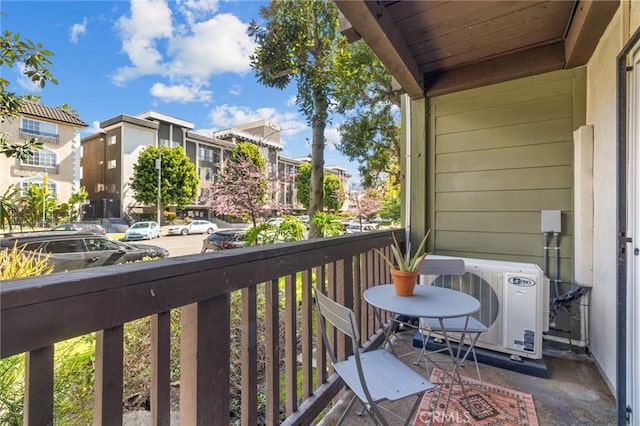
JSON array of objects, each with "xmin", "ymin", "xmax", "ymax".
[
  {"xmin": 69, "ymin": 17, "xmax": 88, "ymax": 44},
  {"xmin": 286, "ymin": 95, "xmax": 297, "ymax": 107},
  {"xmin": 229, "ymin": 84, "xmax": 242, "ymax": 95},
  {"xmin": 324, "ymin": 127, "xmax": 341, "ymax": 150},
  {"xmin": 208, "ymin": 104, "xmax": 307, "ymax": 136},
  {"xmin": 177, "ymin": 0, "xmax": 219, "ymax": 26},
  {"xmin": 168, "ymin": 13, "xmax": 255, "ymax": 77},
  {"xmin": 150, "ymin": 82, "xmax": 212, "ymax": 103},
  {"xmin": 15, "ymin": 63, "xmax": 43, "ymax": 92},
  {"xmin": 112, "ymin": 0, "xmax": 256, "ymax": 101},
  {"xmin": 112, "ymin": 0, "xmax": 173, "ymax": 85}
]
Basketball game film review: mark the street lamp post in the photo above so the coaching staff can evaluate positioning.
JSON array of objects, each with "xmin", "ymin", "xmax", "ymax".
[{"xmin": 156, "ymin": 153, "xmax": 162, "ymax": 225}]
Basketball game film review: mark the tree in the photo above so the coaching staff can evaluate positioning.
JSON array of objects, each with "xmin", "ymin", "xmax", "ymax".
[
  {"xmin": 295, "ymin": 162, "xmax": 311, "ymax": 209},
  {"xmin": 324, "ymin": 174, "xmax": 345, "ymax": 212},
  {"xmin": 1, "ymin": 30, "xmax": 57, "ymax": 161},
  {"xmin": 207, "ymin": 142, "xmax": 268, "ymax": 228},
  {"xmin": 249, "ymin": 0, "xmax": 345, "ymax": 238},
  {"xmin": 1, "ymin": 30, "xmax": 57, "ymax": 229},
  {"xmin": 15, "ymin": 182, "xmax": 56, "ymax": 228},
  {"xmin": 58, "ymin": 187, "xmax": 88, "ymax": 223},
  {"xmin": 130, "ymin": 145, "xmax": 199, "ymax": 211},
  {"xmin": 58, "ymin": 102, "xmax": 79, "ymax": 117},
  {"xmin": 349, "ymin": 190, "xmax": 382, "ymax": 224},
  {"xmin": 333, "ymin": 41, "xmax": 401, "ymax": 190}
]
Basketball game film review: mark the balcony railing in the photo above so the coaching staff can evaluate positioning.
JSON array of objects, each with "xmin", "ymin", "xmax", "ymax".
[
  {"xmin": 19, "ymin": 128, "xmax": 59, "ymax": 145},
  {"xmin": 0, "ymin": 229, "xmax": 403, "ymax": 425}
]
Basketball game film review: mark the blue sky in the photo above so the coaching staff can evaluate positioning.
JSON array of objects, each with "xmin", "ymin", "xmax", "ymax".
[{"xmin": 2, "ymin": 0, "xmax": 358, "ymax": 182}]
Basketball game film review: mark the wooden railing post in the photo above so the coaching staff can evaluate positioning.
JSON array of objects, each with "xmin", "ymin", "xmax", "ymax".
[
  {"xmin": 24, "ymin": 346, "xmax": 54, "ymax": 426},
  {"xmin": 179, "ymin": 296, "xmax": 230, "ymax": 425},
  {"xmin": 94, "ymin": 326, "xmax": 124, "ymax": 426},
  {"xmin": 265, "ymin": 279, "xmax": 280, "ymax": 425},
  {"xmin": 241, "ymin": 287, "xmax": 257, "ymax": 426},
  {"xmin": 151, "ymin": 311, "xmax": 171, "ymax": 426}
]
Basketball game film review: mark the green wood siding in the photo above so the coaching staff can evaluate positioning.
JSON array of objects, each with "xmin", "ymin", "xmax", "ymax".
[{"xmin": 424, "ymin": 68, "xmax": 586, "ymax": 286}]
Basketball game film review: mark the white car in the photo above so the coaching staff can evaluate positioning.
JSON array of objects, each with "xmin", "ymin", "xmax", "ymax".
[
  {"xmin": 167, "ymin": 220, "xmax": 218, "ymax": 236},
  {"xmin": 124, "ymin": 221, "xmax": 161, "ymax": 240},
  {"xmin": 265, "ymin": 217, "xmax": 285, "ymax": 226}
]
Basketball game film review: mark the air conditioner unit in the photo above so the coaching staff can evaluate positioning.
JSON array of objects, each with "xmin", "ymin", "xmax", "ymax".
[{"xmin": 420, "ymin": 255, "xmax": 550, "ymax": 360}]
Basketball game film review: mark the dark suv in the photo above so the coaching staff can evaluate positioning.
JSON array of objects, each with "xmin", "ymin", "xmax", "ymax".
[
  {"xmin": 51, "ymin": 222, "xmax": 106, "ymax": 235},
  {"xmin": 0, "ymin": 231, "xmax": 168, "ymax": 273},
  {"xmin": 201, "ymin": 229, "xmax": 248, "ymax": 252}
]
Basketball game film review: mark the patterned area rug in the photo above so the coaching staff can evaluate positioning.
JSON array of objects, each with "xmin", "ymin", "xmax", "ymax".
[{"xmin": 413, "ymin": 368, "xmax": 539, "ymax": 426}]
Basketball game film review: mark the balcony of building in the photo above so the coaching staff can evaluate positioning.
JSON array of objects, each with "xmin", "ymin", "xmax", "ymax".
[{"xmin": 0, "ymin": 229, "xmax": 615, "ymax": 425}]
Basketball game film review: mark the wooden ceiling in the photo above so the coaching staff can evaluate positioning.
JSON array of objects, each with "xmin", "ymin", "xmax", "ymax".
[{"xmin": 335, "ymin": 1, "xmax": 619, "ymax": 98}]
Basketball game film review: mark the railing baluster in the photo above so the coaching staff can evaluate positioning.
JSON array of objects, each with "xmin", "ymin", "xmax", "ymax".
[
  {"xmin": 94, "ymin": 326, "xmax": 124, "ymax": 426},
  {"xmin": 366, "ymin": 250, "xmax": 375, "ymax": 334},
  {"xmin": 151, "ymin": 311, "xmax": 170, "ymax": 426},
  {"xmin": 241, "ymin": 286, "xmax": 258, "ymax": 426},
  {"xmin": 301, "ymin": 269, "xmax": 313, "ymax": 397},
  {"xmin": 315, "ymin": 265, "xmax": 327, "ymax": 386},
  {"xmin": 24, "ymin": 345, "xmax": 54, "ymax": 426},
  {"xmin": 284, "ymin": 273, "xmax": 297, "ymax": 415},
  {"xmin": 179, "ymin": 296, "xmax": 230, "ymax": 424},
  {"xmin": 265, "ymin": 279, "xmax": 280, "ymax": 425},
  {"xmin": 341, "ymin": 258, "xmax": 354, "ymax": 357}
]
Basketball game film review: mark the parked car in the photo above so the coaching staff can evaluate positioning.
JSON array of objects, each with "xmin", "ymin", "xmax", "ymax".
[
  {"xmin": 345, "ymin": 223, "xmax": 377, "ymax": 234},
  {"xmin": 167, "ymin": 220, "xmax": 218, "ymax": 236},
  {"xmin": 201, "ymin": 229, "xmax": 248, "ymax": 252},
  {"xmin": 0, "ymin": 231, "xmax": 168, "ymax": 273},
  {"xmin": 296, "ymin": 215, "xmax": 310, "ymax": 229},
  {"xmin": 124, "ymin": 221, "xmax": 161, "ymax": 241},
  {"xmin": 51, "ymin": 222, "xmax": 106, "ymax": 235},
  {"xmin": 265, "ymin": 217, "xmax": 285, "ymax": 227}
]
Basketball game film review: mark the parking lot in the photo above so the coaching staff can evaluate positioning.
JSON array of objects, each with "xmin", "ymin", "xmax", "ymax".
[{"xmin": 146, "ymin": 232, "xmax": 209, "ymax": 257}]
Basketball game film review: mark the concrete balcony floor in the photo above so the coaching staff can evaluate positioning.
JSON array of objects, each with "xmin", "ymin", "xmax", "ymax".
[{"xmin": 319, "ymin": 329, "xmax": 615, "ymax": 425}]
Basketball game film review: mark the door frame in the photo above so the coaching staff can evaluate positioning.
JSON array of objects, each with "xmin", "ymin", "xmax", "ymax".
[{"xmin": 617, "ymin": 25, "xmax": 640, "ymax": 426}]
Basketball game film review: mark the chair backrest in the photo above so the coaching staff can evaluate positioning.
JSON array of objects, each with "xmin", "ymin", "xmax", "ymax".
[
  {"xmin": 420, "ymin": 258, "xmax": 466, "ymax": 290},
  {"xmin": 313, "ymin": 287, "xmax": 360, "ymax": 363}
]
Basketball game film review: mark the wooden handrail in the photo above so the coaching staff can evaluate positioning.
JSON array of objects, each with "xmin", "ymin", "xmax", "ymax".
[{"xmin": 1, "ymin": 229, "xmax": 404, "ymax": 425}]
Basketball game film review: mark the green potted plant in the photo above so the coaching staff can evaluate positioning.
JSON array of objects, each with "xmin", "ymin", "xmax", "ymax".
[{"xmin": 376, "ymin": 229, "xmax": 431, "ymax": 296}]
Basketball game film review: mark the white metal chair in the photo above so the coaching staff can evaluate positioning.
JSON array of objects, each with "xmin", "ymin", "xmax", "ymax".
[
  {"xmin": 415, "ymin": 258, "xmax": 487, "ymax": 385},
  {"xmin": 314, "ymin": 287, "xmax": 435, "ymax": 426}
]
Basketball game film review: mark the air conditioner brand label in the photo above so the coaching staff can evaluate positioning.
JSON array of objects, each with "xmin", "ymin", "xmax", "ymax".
[{"xmin": 508, "ymin": 276, "xmax": 536, "ymax": 287}]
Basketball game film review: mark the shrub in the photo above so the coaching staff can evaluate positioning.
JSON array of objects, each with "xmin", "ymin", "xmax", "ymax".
[{"xmin": 0, "ymin": 244, "xmax": 54, "ymax": 280}]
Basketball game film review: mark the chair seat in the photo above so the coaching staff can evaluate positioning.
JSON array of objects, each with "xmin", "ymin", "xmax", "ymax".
[
  {"xmin": 334, "ymin": 349, "xmax": 434, "ymax": 403},
  {"xmin": 422, "ymin": 316, "xmax": 488, "ymax": 333}
]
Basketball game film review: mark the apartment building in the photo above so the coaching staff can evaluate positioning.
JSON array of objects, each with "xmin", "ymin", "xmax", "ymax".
[
  {"xmin": 0, "ymin": 101, "xmax": 88, "ymax": 203},
  {"xmin": 81, "ymin": 111, "xmax": 349, "ymax": 221}
]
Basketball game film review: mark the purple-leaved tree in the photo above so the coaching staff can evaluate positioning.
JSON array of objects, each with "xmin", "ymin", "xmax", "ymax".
[{"xmin": 206, "ymin": 157, "xmax": 291, "ymax": 228}]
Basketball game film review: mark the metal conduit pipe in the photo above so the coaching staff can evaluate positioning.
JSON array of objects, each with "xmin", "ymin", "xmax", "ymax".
[
  {"xmin": 543, "ymin": 232, "xmax": 549, "ymax": 277},
  {"xmin": 553, "ymin": 232, "xmax": 560, "ymax": 298}
]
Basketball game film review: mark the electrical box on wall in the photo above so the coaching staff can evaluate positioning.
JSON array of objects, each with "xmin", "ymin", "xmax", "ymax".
[{"xmin": 541, "ymin": 210, "xmax": 561, "ymax": 233}]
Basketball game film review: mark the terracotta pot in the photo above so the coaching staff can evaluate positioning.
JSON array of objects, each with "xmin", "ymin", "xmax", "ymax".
[{"xmin": 390, "ymin": 269, "xmax": 420, "ymax": 296}]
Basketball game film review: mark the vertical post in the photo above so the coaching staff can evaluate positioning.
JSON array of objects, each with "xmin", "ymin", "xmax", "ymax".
[
  {"xmin": 41, "ymin": 170, "xmax": 48, "ymax": 227},
  {"xmin": 156, "ymin": 152, "xmax": 162, "ymax": 226}
]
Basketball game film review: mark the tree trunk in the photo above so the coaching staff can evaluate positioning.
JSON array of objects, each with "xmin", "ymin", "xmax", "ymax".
[{"xmin": 308, "ymin": 100, "xmax": 327, "ymax": 239}]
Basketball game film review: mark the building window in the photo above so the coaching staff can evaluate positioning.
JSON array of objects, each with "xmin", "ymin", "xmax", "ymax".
[
  {"xmin": 21, "ymin": 177, "xmax": 56, "ymax": 195},
  {"xmin": 95, "ymin": 183, "xmax": 105, "ymax": 192},
  {"xmin": 198, "ymin": 146, "xmax": 219, "ymax": 163},
  {"xmin": 109, "ymin": 135, "xmax": 117, "ymax": 145},
  {"xmin": 107, "ymin": 159, "xmax": 116, "ymax": 169},
  {"xmin": 21, "ymin": 149, "xmax": 56, "ymax": 168},
  {"xmin": 21, "ymin": 118, "xmax": 58, "ymax": 139}
]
